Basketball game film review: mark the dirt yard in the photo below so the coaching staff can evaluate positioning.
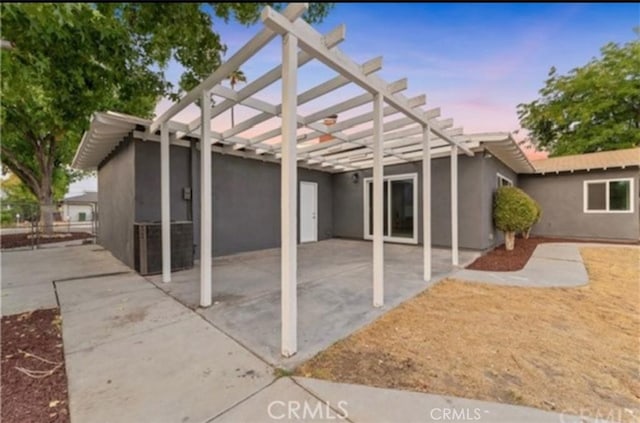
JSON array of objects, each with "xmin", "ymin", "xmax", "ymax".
[
  {"xmin": 297, "ymin": 247, "xmax": 640, "ymax": 422},
  {"xmin": 2, "ymin": 309, "xmax": 70, "ymax": 423}
]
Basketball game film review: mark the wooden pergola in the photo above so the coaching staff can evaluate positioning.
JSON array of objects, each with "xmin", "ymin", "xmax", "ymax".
[{"xmin": 148, "ymin": 3, "xmax": 473, "ymax": 357}]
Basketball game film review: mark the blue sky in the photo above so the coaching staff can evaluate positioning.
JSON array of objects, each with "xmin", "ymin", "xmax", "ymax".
[{"xmin": 191, "ymin": 2, "xmax": 638, "ymax": 133}]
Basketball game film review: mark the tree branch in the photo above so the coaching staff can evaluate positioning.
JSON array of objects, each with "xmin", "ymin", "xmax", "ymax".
[{"xmin": 0, "ymin": 145, "xmax": 41, "ymax": 198}]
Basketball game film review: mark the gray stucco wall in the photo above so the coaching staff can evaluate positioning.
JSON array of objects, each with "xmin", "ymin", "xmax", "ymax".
[
  {"xmin": 519, "ymin": 168, "xmax": 640, "ymax": 241},
  {"xmin": 331, "ymin": 154, "xmax": 508, "ymax": 250},
  {"xmin": 97, "ymin": 137, "xmax": 135, "ymax": 267},
  {"xmin": 134, "ymin": 140, "xmax": 192, "ymax": 223},
  {"xmin": 190, "ymin": 149, "xmax": 334, "ymax": 258}
]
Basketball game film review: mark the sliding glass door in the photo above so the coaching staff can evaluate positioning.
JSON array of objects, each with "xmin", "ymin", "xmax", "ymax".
[{"xmin": 364, "ymin": 173, "xmax": 418, "ymax": 244}]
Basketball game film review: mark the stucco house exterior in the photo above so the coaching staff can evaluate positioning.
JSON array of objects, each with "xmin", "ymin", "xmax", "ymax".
[
  {"xmin": 61, "ymin": 191, "xmax": 98, "ymax": 222},
  {"xmin": 72, "ymin": 112, "xmax": 639, "ymax": 269},
  {"xmin": 69, "ymin": 4, "xmax": 640, "ymax": 357},
  {"xmin": 522, "ymin": 148, "xmax": 639, "ymax": 240}
]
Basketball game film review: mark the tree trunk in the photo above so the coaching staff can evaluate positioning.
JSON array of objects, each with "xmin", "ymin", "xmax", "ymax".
[
  {"xmin": 39, "ymin": 194, "xmax": 55, "ymax": 235},
  {"xmin": 523, "ymin": 227, "xmax": 532, "ymax": 239},
  {"xmin": 505, "ymin": 231, "xmax": 515, "ymax": 251},
  {"xmin": 231, "ymin": 106, "xmax": 235, "ymax": 128}
]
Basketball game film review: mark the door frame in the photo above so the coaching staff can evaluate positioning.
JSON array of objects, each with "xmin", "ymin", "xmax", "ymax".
[
  {"xmin": 363, "ymin": 172, "xmax": 418, "ymax": 244},
  {"xmin": 300, "ymin": 181, "xmax": 318, "ymax": 243}
]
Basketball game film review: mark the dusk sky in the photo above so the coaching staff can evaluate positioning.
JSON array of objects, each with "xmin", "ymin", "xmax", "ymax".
[
  {"xmin": 73, "ymin": 2, "xmax": 639, "ymax": 195},
  {"xmin": 157, "ymin": 2, "xmax": 637, "ymax": 132}
]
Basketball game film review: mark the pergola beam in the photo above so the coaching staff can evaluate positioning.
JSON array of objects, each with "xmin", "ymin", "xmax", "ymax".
[
  {"xmin": 151, "ymin": 3, "xmax": 308, "ymax": 133},
  {"xmin": 185, "ymin": 23, "xmax": 347, "ymax": 135},
  {"xmin": 251, "ymin": 76, "xmax": 406, "ymax": 147},
  {"xmin": 293, "ymin": 93, "xmax": 426, "ymax": 146},
  {"xmin": 349, "ymin": 142, "xmax": 479, "ymax": 169},
  {"xmin": 308, "ymin": 118, "xmax": 453, "ymax": 166},
  {"xmin": 261, "ymin": 6, "xmax": 473, "ymax": 156},
  {"xmin": 223, "ymin": 56, "xmax": 382, "ymax": 141}
]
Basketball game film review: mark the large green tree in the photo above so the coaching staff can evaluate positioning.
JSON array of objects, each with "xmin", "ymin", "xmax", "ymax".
[
  {"xmin": 517, "ymin": 34, "xmax": 640, "ymax": 156},
  {"xmin": 0, "ymin": 3, "xmax": 333, "ymax": 232}
]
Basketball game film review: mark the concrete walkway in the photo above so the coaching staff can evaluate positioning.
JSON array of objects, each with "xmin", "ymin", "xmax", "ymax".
[
  {"xmin": 1, "ymin": 244, "xmax": 130, "ymax": 316},
  {"xmin": 453, "ymin": 243, "xmax": 590, "ymax": 287},
  {"xmin": 1, "ymin": 244, "xmax": 605, "ymax": 422}
]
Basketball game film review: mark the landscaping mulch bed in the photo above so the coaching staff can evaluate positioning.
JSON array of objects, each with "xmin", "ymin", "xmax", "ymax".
[
  {"xmin": 2, "ymin": 309, "xmax": 70, "ymax": 423},
  {"xmin": 1, "ymin": 232, "xmax": 94, "ymax": 250},
  {"xmin": 297, "ymin": 247, "xmax": 640, "ymax": 422},
  {"xmin": 466, "ymin": 235, "xmax": 639, "ymax": 271}
]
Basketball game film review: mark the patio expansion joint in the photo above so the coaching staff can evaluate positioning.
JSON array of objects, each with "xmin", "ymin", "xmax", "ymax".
[
  {"xmin": 203, "ymin": 377, "xmax": 280, "ymax": 423},
  {"xmin": 193, "ymin": 305, "xmax": 277, "ymax": 370},
  {"xmin": 289, "ymin": 377, "xmax": 357, "ymax": 423},
  {"xmin": 144, "ymin": 272, "xmax": 280, "ymax": 372},
  {"xmin": 53, "ymin": 271, "xmax": 134, "ymax": 283}
]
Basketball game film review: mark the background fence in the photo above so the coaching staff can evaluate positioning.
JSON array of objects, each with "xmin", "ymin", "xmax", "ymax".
[{"xmin": 1, "ymin": 201, "xmax": 98, "ymax": 250}]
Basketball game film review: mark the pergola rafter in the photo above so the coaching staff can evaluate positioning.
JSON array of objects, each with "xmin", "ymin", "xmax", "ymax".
[{"xmin": 148, "ymin": 3, "xmax": 469, "ymax": 358}]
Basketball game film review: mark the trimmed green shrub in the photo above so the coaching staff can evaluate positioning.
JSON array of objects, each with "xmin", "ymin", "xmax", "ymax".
[
  {"xmin": 523, "ymin": 199, "xmax": 542, "ymax": 239},
  {"xmin": 493, "ymin": 187, "xmax": 539, "ymax": 250}
]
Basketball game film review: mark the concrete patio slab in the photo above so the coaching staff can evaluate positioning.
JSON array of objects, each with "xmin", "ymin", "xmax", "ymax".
[
  {"xmin": 453, "ymin": 243, "xmax": 589, "ymax": 287},
  {"xmin": 212, "ymin": 378, "xmax": 339, "ymax": 422},
  {"xmin": 147, "ymin": 239, "xmax": 478, "ymax": 368},
  {"xmin": 295, "ymin": 377, "xmax": 601, "ymax": 423},
  {"xmin": 65, "ymin": 315, "xmax": 274, "ymax": 423}
]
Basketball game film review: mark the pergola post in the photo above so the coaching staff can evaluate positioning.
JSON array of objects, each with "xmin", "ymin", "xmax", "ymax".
[
  {"xmin": 200, "ymin": 90, "xmax": 213, "ymax": 307},
  {"xmin": 422, "ymin": 125, "xmax": 431, "ymax": 281},
  {"xmin": 160, "ymin": 122, "xmax": 171, "ymax": 283},
  {"xmin": 372, "ymin": 92, "xmax": 384, "ymax": 307},
  {"xmin": 450, "ymin": 145, "xmax": 459, "ymax": 266},
  {"xmin": 281, "ymin": 32, "xmax": 298, "ymax": 357}
]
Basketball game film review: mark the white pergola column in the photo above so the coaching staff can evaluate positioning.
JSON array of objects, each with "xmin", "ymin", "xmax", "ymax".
[
  {"xmin": 281, "ymin": 32, "xmax": 298, "ymax": 357},
  {"xmin": 422, "ymin": 125, "xmax": 431, "ymax": 281},
  {"xmin": 451, "ymin": 146, "xmax": 459, "ymax": 266},
  {"xmin": 372, "ymin": 92, "xmax": 384, "ymax": 307},
  {"xmin": 160, "ymin": 122, "xmax": 171, "ymax": 283},
  {"xmin": 200, "ymin": 90, "xmax": 213, "ymax": 307}
]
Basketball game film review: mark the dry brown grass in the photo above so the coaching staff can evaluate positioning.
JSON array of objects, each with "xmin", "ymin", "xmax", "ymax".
[{"xmin": 297, "ymin": 247, "xmax": 640, "ymax": 422}]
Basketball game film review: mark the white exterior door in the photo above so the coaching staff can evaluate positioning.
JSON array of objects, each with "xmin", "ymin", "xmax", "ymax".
[{"xmin": 300, "ymin": 181, "xmax": 318, "ymax": 243}]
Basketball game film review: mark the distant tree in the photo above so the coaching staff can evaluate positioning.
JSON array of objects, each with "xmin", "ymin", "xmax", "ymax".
[
  {"xmin": 0, "ymin": 3, "xmax": 333, "ymax": 233},
  {"xmin": 227, "ymin": 69, "xmax": 247, "ymax": 127},
  {"xmin": 517, "ymin": 33, "xmax": 640, "ymax": 156}
]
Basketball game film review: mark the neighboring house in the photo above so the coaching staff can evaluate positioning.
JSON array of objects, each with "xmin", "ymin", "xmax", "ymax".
[
  {"xmin": 61, "ymin": 191, "xmax": 98, "ymax": 222},
  {"xmin": 71, "ymin": 112, "xmax": 639, "ymax": 269}
]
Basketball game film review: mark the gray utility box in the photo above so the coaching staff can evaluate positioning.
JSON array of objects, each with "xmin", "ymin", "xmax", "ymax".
[{"xmin": 134, "ymin": 221, "xmax": 194, "ymax": 275}]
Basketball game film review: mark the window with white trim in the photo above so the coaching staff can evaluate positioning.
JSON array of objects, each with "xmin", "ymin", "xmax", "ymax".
[
  {"xmin": 496, "ymin": 173, "xmax": 513, "ymax": 188},
  {"xmin": 584, "ymin": 178, "xmax": 633, "ymax": 213}
]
